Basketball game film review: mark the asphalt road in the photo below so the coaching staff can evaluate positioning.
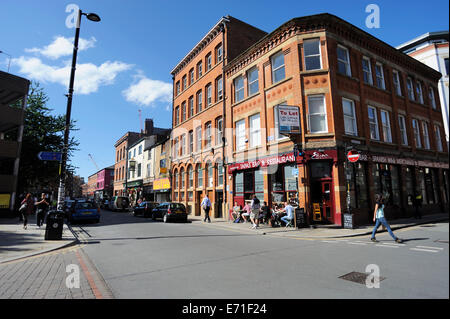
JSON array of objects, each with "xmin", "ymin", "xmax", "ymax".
[{"xmin": 72, "ymin": 209, "xmax": 449, "ymax": 299}]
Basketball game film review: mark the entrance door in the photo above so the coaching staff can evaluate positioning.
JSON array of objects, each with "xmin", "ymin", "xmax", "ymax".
[
  {"xmin": 321, "ymin": 179, "xmax": 333, "ymax": 222},
  {"xmin": 195, "ymin": 191, "xmax": 202, "ymax": 216},
  {"xmin": 216, "ymin": 191, "xmax": 223, "ymax": 218}
]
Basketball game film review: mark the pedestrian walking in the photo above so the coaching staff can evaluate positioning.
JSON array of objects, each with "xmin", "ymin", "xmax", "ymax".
[
  {"xmin": 370, "ymin": 194, "xmax": 403, "ymax": 243},
  {"xmin": 250, "ymin": 195, "xmax": 261, "ymax": 229},
  {"xmin": 19, "ymin": 193, "xmax": 34, "ymax": 230},
  {"xmin": 35, "ymin": 193, "xmax": 50, "ymax": 228},
  {"xmin": 413, "ymin": 193, "xmax": 422, "ymax": 219},
  {"xmin": 201, "ymin": 194, "xmax": 212, "ymax": 223}
]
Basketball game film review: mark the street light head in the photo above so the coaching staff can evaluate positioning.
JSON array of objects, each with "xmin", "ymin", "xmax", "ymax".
[{"xmin": 86, "ymin": 13, "xmax": 101, "ymax": 22}]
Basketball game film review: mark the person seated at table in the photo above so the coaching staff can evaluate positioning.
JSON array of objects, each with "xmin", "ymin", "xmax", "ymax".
[
  {"xmin": 279, "ymin": 201, "xmax": 294, "ymax": 227},
  {"xmin": 241, "ymin": 201, "xmax": 251, "ymax": 223},
  {"xmin": 269, "ymin": 204, "xmax": 282, "ymax": 227},
  {"xmin": 232, "ymin": 202, "xmax": 242, "ymax": 222},
  {"xmin": 260, "ymin": 202, "xmax": 270, "ymax": 225}
]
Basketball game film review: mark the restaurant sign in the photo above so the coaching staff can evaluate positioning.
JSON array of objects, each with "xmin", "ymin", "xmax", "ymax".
[
  {"xmin": 359, "ymin": 154, "xmax": 449, "ymax": 169},
  {"xmin": 228, "ymin": 153, "xmax": 298, "ymax": 173}
]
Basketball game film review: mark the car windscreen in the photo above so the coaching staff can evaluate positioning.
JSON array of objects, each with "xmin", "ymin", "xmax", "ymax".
[
  {"xmin": 75, "ymin": 202, "xmax": 96, "ymax": 209},
  {"xmin": 170, "ymin": 203, "xmax": 185, "ymax": 210}
]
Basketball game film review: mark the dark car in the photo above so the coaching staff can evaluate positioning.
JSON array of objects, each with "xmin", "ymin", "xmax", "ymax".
[
  {"xmin": 63, "ymin": 200, "xmax": 75, "ymax": 219},
  {"xmin": 151, "ymin": 202, "xmax": 188, "ymax": 223},
  {"xmin": 108, "ymin": 196, "xmax": 130, "ymax": 212},
  {"xmin": 69, "ymin": 201, "xmax": 100, "ymax": 223},
  {"xmin": 133, "ymin": 201, "xmax": 159, "ymax": 217}
]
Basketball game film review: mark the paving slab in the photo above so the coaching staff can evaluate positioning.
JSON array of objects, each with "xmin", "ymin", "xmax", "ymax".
[{"xmin": 0, "ymin": 218, "xmax": 77, "ymax": 264}]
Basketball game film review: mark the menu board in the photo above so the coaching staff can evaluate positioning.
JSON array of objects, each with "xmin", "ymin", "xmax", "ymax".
[
  {"xmin": 295, "ymin": 208, "xmax": 307, "ymax": 228},
  {"xmin": 343, "ymin": 213, "xmax": 354, "ymax": 229}
]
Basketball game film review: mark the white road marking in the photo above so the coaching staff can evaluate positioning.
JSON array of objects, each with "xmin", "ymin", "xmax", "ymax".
[
  {"xmin": 321, "ymin": 240, "xmax": 340, "ymax": 243},
  {"xmin": 376, "ymin": 244, "xmax": 399, "ymax": 248},
  {"xmin": 410, "ymin": 248, "xmax": 440, "ymax": 253},
  {"xmin": 380, "ymin": 243, "xmax": 406, "ymax": 247},
  {"xmin": 416, "ymin": 246, "xmax": 444, "ymax": 250},
  {"xmin": 348, "ymin": 242, "xmax": 368, "ymax": 245}
]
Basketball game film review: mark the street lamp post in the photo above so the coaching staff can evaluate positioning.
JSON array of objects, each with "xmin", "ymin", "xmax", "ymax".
[{"xmin": 57, "ymin": 9, "xmax": 100, "ymax": 210}]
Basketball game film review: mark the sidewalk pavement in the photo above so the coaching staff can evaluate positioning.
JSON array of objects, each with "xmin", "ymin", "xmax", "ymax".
[
  {"xmin": 0, "ymin": 217, "xmax": 77, "ymax": 264},
  {"xmin": 189, "ymin": 213, "xmax": 449, "ymax": 239}
]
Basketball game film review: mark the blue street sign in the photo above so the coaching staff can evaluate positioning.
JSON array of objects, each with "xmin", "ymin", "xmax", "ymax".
[{"xmin": 37, "ymin": 151, "xmax": 62, "ymax": 161}]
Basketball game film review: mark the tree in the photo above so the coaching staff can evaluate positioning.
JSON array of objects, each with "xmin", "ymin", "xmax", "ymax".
[{"xmin": 13, "ymin": 81, "xmax": 79, "ymax": 195}]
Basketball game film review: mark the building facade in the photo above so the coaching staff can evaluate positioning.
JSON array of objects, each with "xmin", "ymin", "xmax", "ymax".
[
  {"xmin": 397, "ymin": 31, "xmax": 449, "ymax": 146},
  {"xmin": 0, "ymin": 71, "xmax": 30, "ymax": 214},
  {"xmin": 223, "ymin": 14, "xmax": 449, "ymax": 226},
  {"xmin": 170, "ymin": 16, "xmax": 267, "ymax": 219},
  {"xmin": 113, "ymin": 131, "xmax": 141, "ymax": 197},
  {"xmin": 145, "ymin": 136, "xmax": 172, "ymax": 203},
  {"xmin": 94, "ymin": 165, "xmax": 114, "ymax": 200}
]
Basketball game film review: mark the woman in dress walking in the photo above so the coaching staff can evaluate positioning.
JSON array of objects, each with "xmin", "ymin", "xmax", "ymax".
[{"xmin": 370, "ymin": 194, "xmax": 403, "ymax": 243}]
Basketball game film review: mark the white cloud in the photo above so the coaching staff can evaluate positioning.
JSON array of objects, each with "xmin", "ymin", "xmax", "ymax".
[
  {"xmin": 13, "ymin": 56, "xmax": 132, "ymax": 94},
  {"xmin": 122, "ymin": 75, "xmax": 172, "ymax": 107},
  {"xmin": 25, "ymin": 36, "xmax": 97, "ymax": 60}
]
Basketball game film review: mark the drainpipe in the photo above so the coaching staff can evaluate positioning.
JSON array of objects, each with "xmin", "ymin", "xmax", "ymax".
[{"xmin": 221, "ymin": 17, "xmax": 230, "ymax": 219}]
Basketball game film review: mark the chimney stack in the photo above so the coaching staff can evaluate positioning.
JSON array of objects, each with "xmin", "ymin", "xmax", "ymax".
[{"xmin": 145, "ymin": 118, "xmax": 154, "ymax": 135}]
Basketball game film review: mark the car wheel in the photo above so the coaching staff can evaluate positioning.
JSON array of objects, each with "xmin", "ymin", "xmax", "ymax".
[{"xmin": 163, "ymin": 214, "xmax": 168, "ymax": 223}]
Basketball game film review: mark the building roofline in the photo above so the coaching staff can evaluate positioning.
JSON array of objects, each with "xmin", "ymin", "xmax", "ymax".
[
  {"xmin": 170, "ymin": 15, "xmax": 266, "ymax": 76},
  {"xmin": 396, "ymin": 31, "xmax": 449, "ymax": 51},
  {"xmin": 225, "ymin": 13, "xmax": 442, "ymax": 81}
]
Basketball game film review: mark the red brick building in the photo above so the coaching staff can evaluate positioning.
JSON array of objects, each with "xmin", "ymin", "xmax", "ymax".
[
  {"xmin": 113, "ymin": 132, "xmax": 141, "ymax": 196},
  {"xmin": 170, "ymin": 16, "xmax": 267, "ymax": 218},
  {"xmin": 224, "ymin": 14, "xmax": 449, "ymax": 226}
]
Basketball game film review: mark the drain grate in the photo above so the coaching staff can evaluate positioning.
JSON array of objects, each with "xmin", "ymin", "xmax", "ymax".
[
  {"xmin": 339, "ymin": 271, "xmax": 386, "ymax": 285},
  {"xmin": 434, "ymin": 239, "xmax": 449, "ymax": 244}
]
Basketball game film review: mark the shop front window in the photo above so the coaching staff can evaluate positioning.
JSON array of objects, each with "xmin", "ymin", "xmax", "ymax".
[
  {"xmin": 417, "ymin": 168, "xmax": 427, "ymax": 205},
  {"xmin": 346, "ymin": 162, "xmax": 369, "ymax": 209},
  {"xmin": 390, "ymin": 165, "xmax": 401, "ymax": 207},
  {"xmin": 443, "ymin": 170, "xmax": 449, "ymax": 204},
  {"xmin": 424, "ymin": 168, "xmax": 435, "ymax": 204}
]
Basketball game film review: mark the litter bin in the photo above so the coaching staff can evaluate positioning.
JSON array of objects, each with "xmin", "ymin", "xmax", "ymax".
[{"xmin": 45, "ymin": 210, "xmax": 65, "ymax": 240}]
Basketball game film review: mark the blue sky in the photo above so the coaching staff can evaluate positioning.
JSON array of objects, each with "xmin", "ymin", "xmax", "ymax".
[{"xmin": 1, "ymin": 0, "xmax": 448, "ymax": 181}]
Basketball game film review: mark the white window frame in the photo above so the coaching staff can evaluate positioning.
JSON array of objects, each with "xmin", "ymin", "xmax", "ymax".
[
  {"xmin": 205, "ymin": 122, "xmax": 212, "ymax": 149},
  {"xmin": 342, "ymin": 98, "xmax": 357, "ymax": 136},
  {"xmin": 392, "ymin": 70, "xmax": 402, "ymax": 96},
  {"xmin": 398, "ymin": 115, "xmax": 408, "ymax": 146},
  {"xmin": 362, "ymin": 56, "xmax": 373, "ymax": 85},
  {"xmin": 368, "ymin": 106, "xmax": 380, "ymax": 141},
  {"xmin": 407, "ymin": 77, "xmax": 415, "ymax": 101},
  {"xmin": 206, "ymin": 84, "xmax": 212, "ymax": 106},
  {"xmin": 234, "ymin": 75, "xmax": 244, "ymax": 103},
  {"xmin": 189, "ymin": 130, "xmax": 193, "ymax": 154},
  {"xmin": 435, "ymin": 125, "xmax": 443, "ymax": 152},
  {"xmin": 196, "ymin": 127, "xmax": 202, "ymax": 152},
  {"xmin": 303, "ymin": 38, "xmax": 322, "ymax": 71},
  {"xmin": 216, "ymin": 45, "xmax": 223, "ymax": 63},
  {"xmin": 249, "ymin": 113, "xmax": 261, "ymax": 147},
  {"xmin": 412, "ymin": 119, "xmax": 421, "ymax": 148},
  {"xmin": 216, "ymin": 117, "xmax": 223, "ymax": 146},
  {"xmin": 197, "ymin": 62, "xmax": 202, "ymax": 78},
  {"xmin": 247, "ymin": 67, "xmax": 259, "ymax": 96},
  {"xmin": 416, "ymin": 81, "xmax": 424, "ymax": 104},
  {"xmin": 375, "ymin": 63, "xmax": 385, "ymax": 90},
  {"xmin": 217, "ymin": 77, "xmax": 223, "ymax": 101},
  {"xmin": 422, "ymin": 121, "xmax": 430, "ymax": 149},
  {"xmin": 307, "ymin": 95, "xmax": 328, "ymax": 134},
  {"xmin": 236, "ymin": 119, "xmax": 246, "ymax": 151},
  {"xmin": 197, "ymin": 91, "xmax": 202, "ymax": 112},
  {"xmin": 429, "ymin": 87, "xmax": 436, "ymax": 109},
  {"xmin": 206, "ymin": 53, "xmax": 212, "ymax": 71},
  {"xmin": 189, "ymin": 97, "xmax": 194, "ymax": 118},
  {"xmin": 337, "ymin": 45, "xmax": 351, "ymax": 76},
  {"xmin": 271, "ymin": 51, "xmax": 286, "ymax": 84},
  {"xmin": 380, "ymin": 110, "xmax": 392, "ymax": 143}
]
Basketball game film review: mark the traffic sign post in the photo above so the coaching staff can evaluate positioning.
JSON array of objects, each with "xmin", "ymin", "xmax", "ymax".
[{"xmin": 37, "ymin": 152, "xmax": 63, "ymax": 162}]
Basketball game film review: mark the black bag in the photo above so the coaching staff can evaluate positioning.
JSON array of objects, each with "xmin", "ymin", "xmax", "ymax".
[{"xmin": 19, "ymin": 203, "xmax": 27, "ymax": 213}]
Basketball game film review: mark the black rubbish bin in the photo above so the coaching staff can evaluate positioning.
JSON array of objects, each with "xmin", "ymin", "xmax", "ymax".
[{"xmin": 45, "ymin": 210, "xmax": 65, "ymax": 240}]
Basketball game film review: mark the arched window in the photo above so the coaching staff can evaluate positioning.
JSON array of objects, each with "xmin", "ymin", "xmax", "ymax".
[
  {"xmin": 188, "ymin": 165, "xmax": 194, "ymax": 188},
  {"xmin": 173, "ymin": 169, "xmax": 178, "ymax": 189},
  {"xmin": 206, "ymin": 161, "xmax": 213, "ymax": 188},
  {"xmin": 197, "ymin": 165, "xmax": 203, "ymax": 188},
  {"xmin": 180, "ymin": 167, "xmax": 185, "ymax": 188}
]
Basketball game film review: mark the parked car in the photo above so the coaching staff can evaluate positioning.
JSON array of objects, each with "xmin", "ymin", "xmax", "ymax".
[
  {"xmin": 108, "ymin": 196, "xmax": 130, "ymax": 212},
  {"xmin": 69, "ymin": 201, "xmax": 100, "ymax": 223},
  {"xmin": 133, "ymin": 201, "xmax": 160, "ymax": 217},
  {"xmin": 151, "ymin": 202, "xmax": 188, "ymax": 223}
]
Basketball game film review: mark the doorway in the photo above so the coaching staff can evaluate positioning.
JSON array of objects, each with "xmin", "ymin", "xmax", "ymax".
[
  {"xmin": 216, "ymin": 190, "xmax": 223, "ymax": 218},
  {"xmin": 309, "ymin": 160, "xmax": 334, "ymax": 224}
]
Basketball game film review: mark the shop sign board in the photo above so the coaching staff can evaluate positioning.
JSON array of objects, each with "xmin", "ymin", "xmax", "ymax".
[
  {"xmin": 153, "ymin": 178, "xmax": 171, "ymax": 191},
  {"xmin": 359, "ymin": 153, "xmax": 448, "ymax": 169},
  {"xmin": 228, "ymin": 152, "xmax": 297, "ymax": 173},
  {"xmin": 278, "ymin": 105, "xmax": 301, "ymax": 135}
]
